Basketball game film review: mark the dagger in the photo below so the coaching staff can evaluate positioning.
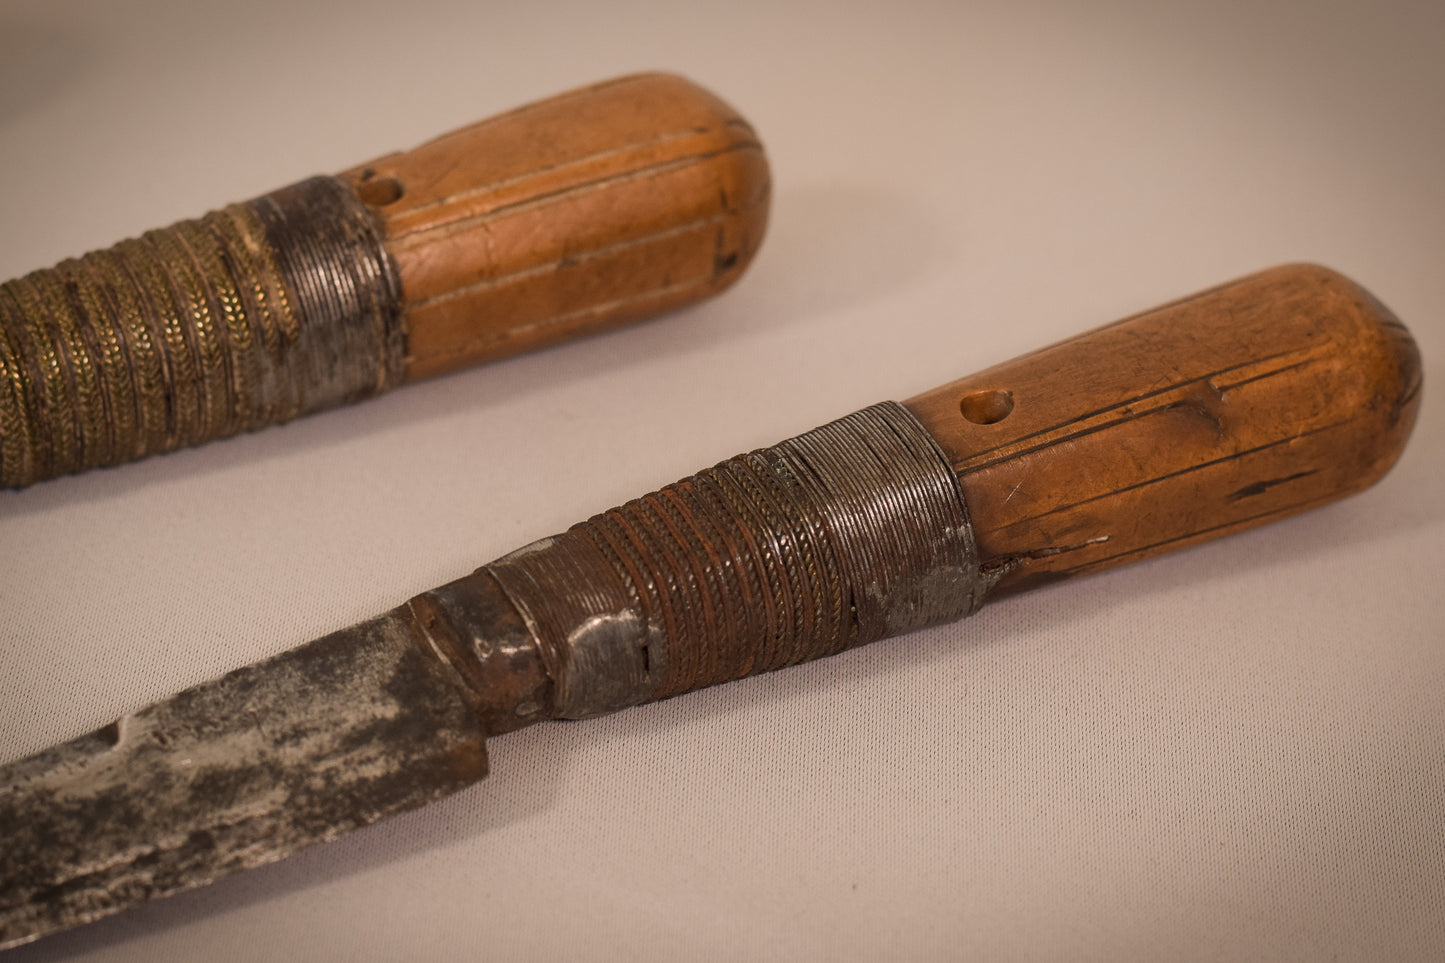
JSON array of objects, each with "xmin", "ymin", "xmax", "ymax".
[
  {"xmin": 0, "ymin": 263, "xmax": 1421, "ymax": 949},
  {"xmin": 0, "ymin": 72, "xmax": 769, "ymax": 488}
]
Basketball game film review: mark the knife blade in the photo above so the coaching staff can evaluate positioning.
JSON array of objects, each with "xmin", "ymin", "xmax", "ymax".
[{"xmin": 0, "ymin": 263, "xmax": 1421, "ymax": 949}]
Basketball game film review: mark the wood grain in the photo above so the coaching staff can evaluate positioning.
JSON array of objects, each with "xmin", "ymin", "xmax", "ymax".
[
  {"xmin": 905, "ymin": 264, "xmax": 1422, "ymax": 596},
  {"xmin": 339, "ymin": 73, "xmax": 771, "ymax": 381}
]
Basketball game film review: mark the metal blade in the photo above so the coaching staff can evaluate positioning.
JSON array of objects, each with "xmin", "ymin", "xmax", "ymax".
[{"xmin": 0, "ymin": 609, "xmax": 489, "ymax": 950}]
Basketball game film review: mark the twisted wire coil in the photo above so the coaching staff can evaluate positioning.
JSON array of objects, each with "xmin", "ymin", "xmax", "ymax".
[
  {"xmin": 0, "ymin": 177, "xmax": 401, "ymax": 488},
  {"xmin": 486, "ymin": 402, "xmax": 984, "ymax": 718}
]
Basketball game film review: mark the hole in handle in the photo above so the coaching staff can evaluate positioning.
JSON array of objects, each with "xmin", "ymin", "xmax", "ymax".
[
  {"xmin": 357, "ymin": 170, "xmax": 404, "ymax": 207},
  {"xmin": 960, "ymin": 389, "xmax": 1014, "ymax": 425}
]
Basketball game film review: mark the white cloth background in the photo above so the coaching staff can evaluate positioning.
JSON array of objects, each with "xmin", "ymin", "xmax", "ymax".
[{"xmin": 1, "ymin": 1, "xmax": 1442, "ymax": 959}]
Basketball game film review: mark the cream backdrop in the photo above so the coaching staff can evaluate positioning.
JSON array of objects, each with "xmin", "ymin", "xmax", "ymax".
[{"xmin": 1, "ymin": 1, "xmax": 1442, "ymax": 960}]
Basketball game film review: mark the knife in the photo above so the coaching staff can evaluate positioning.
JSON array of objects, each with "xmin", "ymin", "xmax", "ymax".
[
  {"xmin": 0, "ymin": 72, "xmax": 769, "ymax": 488},
  {"xmin": 0, "ymin": 263, "xmax": 1420, "ymax": 949}
]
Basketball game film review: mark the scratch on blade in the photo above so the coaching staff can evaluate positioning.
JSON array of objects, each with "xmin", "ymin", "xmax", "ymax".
[{"xmin": 0, "ymin": 610, "xmax": 489, "ymax": 950}]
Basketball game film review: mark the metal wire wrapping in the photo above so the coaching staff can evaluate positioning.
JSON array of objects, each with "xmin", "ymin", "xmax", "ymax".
[
  {"xmin": 0, "ymin": 176, "xmax": 401, "ymax": 488},
  {"xmin": 485, "ymin": 402, "xmax": 984, "ymax": 718}
]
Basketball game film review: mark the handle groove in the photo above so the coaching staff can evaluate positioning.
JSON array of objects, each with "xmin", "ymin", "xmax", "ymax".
[{"xmin": 481, "ymin": 403, "xmax": 983, "ymax": 718}]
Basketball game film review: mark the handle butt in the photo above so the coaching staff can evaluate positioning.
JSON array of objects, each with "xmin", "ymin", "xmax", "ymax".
[
  {"xmin": 905, "ymin": 264, "xmax": 1422, "ymax": 595},
  {"xmin": 341, "ymin": 73, "xmax": 771, "ymax": 381}
]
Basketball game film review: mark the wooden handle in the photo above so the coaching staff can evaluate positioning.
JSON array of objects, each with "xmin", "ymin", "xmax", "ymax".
[
  {"xmin": 0, "ymin": 73, "xmax": 768, "ymax": 488},
  {"xmin": 338, "ymin": 73, "xmax": 770, "ymax": 380},
  {"xmin": 417, "ymin": 265, "xmax": 1421, "ymax": 728},
  {"xmin": 905, "ymin": 264, "xmax": 1422, "ymax": 596}
]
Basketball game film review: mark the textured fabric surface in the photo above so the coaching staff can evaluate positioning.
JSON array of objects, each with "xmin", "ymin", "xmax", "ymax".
[{"xmin": 1, "ymin": 1, "xmax": 1442, "ymax": 959}]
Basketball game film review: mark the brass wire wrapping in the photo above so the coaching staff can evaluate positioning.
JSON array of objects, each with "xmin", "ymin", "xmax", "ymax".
[
  {"xmin": 0, "ymin": 177, "xmax": 401, "ymax": 488},
  {"xmin": 485, "ymin": 403, "xmax": 986, "ymax": 718}
]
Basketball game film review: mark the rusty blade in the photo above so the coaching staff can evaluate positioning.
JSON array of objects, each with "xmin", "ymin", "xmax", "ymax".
[{"xmin": 0, "ymin": 610, "xmax": 489, "ymax": 950}]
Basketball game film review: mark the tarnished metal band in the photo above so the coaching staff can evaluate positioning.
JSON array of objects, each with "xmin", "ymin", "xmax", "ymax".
[
  {"xmin": 485, "ymin": 402, "xmax": 984, "ymax": 719},
  {"xmin": 0, "ymin": 175, "xmax": 401, "ymax": 487}
]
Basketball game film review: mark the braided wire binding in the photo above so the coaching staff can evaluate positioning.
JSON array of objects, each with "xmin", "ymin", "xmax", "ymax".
[
  {"xmin": 0, "ymin": 176, "xmax": 401, "ymax": 488},
  {"xmin": 485, "ymin": 402, "xmax": 983, "ymax": 719}
]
